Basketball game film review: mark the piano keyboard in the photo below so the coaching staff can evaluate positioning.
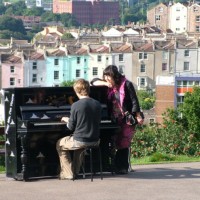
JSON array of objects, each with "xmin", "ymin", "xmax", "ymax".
[
  {"xmin": 33, "ymin": 122, "xmax": 67, "ymax": 126},
  {"xmin": 101, "ymin": 120, "xmax": 112, "ymax": 123}
]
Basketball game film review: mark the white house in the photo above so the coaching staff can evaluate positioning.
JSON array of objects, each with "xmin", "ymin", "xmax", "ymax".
[{"xmin": 169, "ymin": 2, "xmax": 187, "ymax": 33}]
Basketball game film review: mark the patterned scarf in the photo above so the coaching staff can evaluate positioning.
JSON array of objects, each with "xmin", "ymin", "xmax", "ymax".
[{"xmin": 108, "ymin": 77, "xmax": 127, "ymax": 116}]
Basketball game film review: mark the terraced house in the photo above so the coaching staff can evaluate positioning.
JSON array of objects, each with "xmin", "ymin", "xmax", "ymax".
[
  {"xmin": 147, "ymin": 1, "xmax": 200, "ymax": 33},
  {"xmin": 1, "ymin": 25, "xmax": 200, "ymax": 123}
]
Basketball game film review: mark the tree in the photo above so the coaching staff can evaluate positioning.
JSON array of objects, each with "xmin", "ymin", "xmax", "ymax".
[
  {"xmin": 61, "ymin": 32, "xmax": 74, "ymax": 40},
  {"xmin": 0, "ymin": 4, "xmax": 6, "ymax": 15},
  {"xmin": 4, "ymin": 1, "xmax": 26, "ymax": 16},
  {"xmin": 23, "ymin": 6, "xmax": 45, "ymax": 16},
  {"xmin": 179, "ymin": 86, "xmax": 200, "ymax": 136},
  {"xmin": 60, "ymin": 81, "xmax": 75, "ymax": 86},
  {"xmin": 0, "ymin": 16, "xmax": 26, "ymax": 34},
  {"xmin": 60, "ymin": 13, "xmax": 79, "ymax": 27},
  {"xmin": 41, "ymin": 11, "xmax": 60, "ymax": 22},
  {"xmin": 137, "ymin": 90, "xmax": 155, "ymax": 110}
]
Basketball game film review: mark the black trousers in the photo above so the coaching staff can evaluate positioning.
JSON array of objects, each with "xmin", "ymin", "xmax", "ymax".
[{"xmin": 114, "ymin": 148, "xmax": 129, "ymax": 171}]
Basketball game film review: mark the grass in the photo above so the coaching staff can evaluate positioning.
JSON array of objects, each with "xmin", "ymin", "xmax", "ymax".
[
  {"xmin": 131, "ymin": 153, "xmax": 200, "ymax": 165},
  {"xmin": 0, "ymin": 165, "xmax": 5, "ymax": 173}
]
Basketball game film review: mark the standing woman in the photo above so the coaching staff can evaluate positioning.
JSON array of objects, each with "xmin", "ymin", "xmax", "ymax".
[{"xmin": 91, "ymin": 65, "xmax": 144, "ymax": 174}]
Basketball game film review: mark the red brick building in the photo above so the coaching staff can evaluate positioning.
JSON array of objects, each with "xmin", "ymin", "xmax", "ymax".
[
  {"xmin": 155, "ymin": 76, "xmax": 175, "ymax": 124},
  {"xmin": 53, "ymin": 0, "xmax": 120, "ymax": 25}
]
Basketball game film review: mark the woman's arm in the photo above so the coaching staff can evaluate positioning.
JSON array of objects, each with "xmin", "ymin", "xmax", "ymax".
[
  {"xmin": 90, "ymin": 78, "xmax": 109, "ymax": 86},
  {"xmin": 125, "ymin": 81, "xmax": 144, "ymax": 124},
  {"xmin": 126, "ymin": 81, "xmax": 140, "ymax": 113}
]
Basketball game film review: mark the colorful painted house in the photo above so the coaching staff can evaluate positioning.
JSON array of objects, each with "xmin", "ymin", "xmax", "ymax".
[
  {"xmin": 1, "ymin": 52, "xmax": 24, "ymax": 88},
  {"xmin": 45, "ymin": 45, "xmax": 89, "ymax": 86},
  {"xmin": 24, "ymin": 51, "xmax": 46, "ymax": 87},
  {"xmin": 45, "ymin": 47, "xmax": 68, "ymax": 86}
]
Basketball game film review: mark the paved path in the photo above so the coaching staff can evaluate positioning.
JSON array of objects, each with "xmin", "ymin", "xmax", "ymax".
[{"xmin": 0, "ymin": 162, "xmax": 200, "ymax": 200}]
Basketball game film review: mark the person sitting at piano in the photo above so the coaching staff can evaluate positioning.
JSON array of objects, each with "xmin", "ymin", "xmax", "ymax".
[
  {"xmin": 90, "ymin": 65, "xmax": 144, "ymax": 175},
  {"xmin": 56, "ymin": 79, "xmax": 102, "ymax": 180}
]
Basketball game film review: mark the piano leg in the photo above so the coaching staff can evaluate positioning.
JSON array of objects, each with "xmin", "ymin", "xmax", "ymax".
[{"xmin": 17, "ymin": 133, "xmax": 28, "ymax": 181}]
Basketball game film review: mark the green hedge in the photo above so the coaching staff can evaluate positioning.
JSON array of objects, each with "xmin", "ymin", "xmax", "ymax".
[{"xmin": 131, "ymin": 122, "xmax": 200, "ymax": 158}]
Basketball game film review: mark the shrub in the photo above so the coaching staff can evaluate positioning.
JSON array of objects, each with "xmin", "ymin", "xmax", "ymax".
[{"xmin": 131, "ymin": 109, "xmax": 200, "ymax": 158}]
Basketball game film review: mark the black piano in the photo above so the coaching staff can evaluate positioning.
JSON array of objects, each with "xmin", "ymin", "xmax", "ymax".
[{"xmin": 3, "ymin": 86, "xmax": 119, "ymax": 181}]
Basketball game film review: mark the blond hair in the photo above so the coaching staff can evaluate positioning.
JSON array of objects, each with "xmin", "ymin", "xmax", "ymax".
[{"xmin": 73, "ymin": 79, "xmax": 90, "ymax": 96}]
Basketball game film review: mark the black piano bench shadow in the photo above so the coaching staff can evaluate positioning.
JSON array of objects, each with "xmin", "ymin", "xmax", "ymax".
[{"xmin": 73, "ymin": 145, "xmax": 103, "ymax": 182}]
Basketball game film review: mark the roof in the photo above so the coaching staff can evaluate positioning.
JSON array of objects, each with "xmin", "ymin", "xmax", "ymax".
[
  {"xmin": 89, "ymin": 44, "xmax": 109, "ymax": 53},
  {"xmin": 27, "ymin": 52, "xmax": 44, "ymax": 60},
  {"xmin": 123, "ymin": 28, "xmax": 139, "ymax": 35},
  {"xmin": 102, "ymin": 28, "xmax": 123, "ymax": 37},
  {"xmin": 47, "ymin": 49, "xmax": 66, "ymax": 56},
  {"xmin": 154, "ymin": 41, "xmax": 175, "ymax": 50},
  {"xmin": 133, "ymin": 42, "xmax": 154, "ymax": 51},
  {"xmin": 1, "ymin": 54, "xmax": 22, "ymax": 63},
  {"xmin": 111, "ymin": 43, "xmax": 132, "ymax": 53},
  {"xmin": 176, "ymin": 40, "xmax": 197, "ymax": 48}
]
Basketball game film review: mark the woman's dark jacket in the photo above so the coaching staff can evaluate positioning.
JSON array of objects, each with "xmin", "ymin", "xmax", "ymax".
[{"xmin": 122, "ymin": 80, "xmax": 141, "ymax": 114}]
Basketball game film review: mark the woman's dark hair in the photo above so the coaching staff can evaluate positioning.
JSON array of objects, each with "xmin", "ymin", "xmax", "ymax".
[{"xmin": 103, "ymin": 65, "xmax": 124, "ymax": 86}]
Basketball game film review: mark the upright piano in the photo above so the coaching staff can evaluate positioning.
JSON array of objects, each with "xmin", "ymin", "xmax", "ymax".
[{"xmin": 3, "ymin": 86, "xmax": 119, "ymax": 181}]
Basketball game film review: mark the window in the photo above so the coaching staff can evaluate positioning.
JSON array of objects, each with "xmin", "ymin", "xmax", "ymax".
[
  {"xmin": 32, "ymin": 62, "xmax": 37, "ymax": 70},
  {"xmin": 162, "ymin": 63, "xmax": 167, "ymax": 71},
  {"xmin": 162, "ymin": 51, "xmax": 168, "ymax": 60},
  {"xmin": 93, "ymin": 67, "xmax": 98, "ymax": 76},
  {"xmin": 183, "ymin": 62, "xmax": 190, "ymax": 71},
  {"xmin": 76, "ymin": 69, "xmax": 80, "ymax": 77},
  {"xmin": 176, "ymin": 16, "xmax": 180, "ymax": 21},
  {"xmin": 196, "ymin": 26, "xmax": 200, "ymax": 32},
  {"xmin": 183, "ymin": 80, "xmax": 187, "ymax": 87},
  {"xmin": 32, "ymin": 74, "xmax": 37, "ymax": 83},
  {"xmin": 177, "ymin": 80, "xmax": 182, "ymax": 86},
  {"xmin": 77, "ymin": 57, "xmax": 80, "ymax": 64},
  {"xmin": 119, "ymin": 54, "xmax": 124, "ymax": 62},
  {"xmin": 138, "ymin": 77, "xmax": 146, "ymax": 87},
  {"xmin": 196, "ymin": 16, "xmax": 200, "ymax": 22},
  {"xmin": 54, "ymin": 59, "xmax": 59, "ymax": 66},
  {"xmin": 155, "ymin": 15, "xmax": 160, "ymax": 20},
  {"xmin": 84, "ymin": 58, "xmax": 87, "ymax": 62},
  {"xmin": 97, "ymin": 55, "xmax": 102, "ymax": 62},
  {"xmin": 119, "ymin": 65, "xmax": 124, "ymax": 74},
  {"xmin": 139, "ymin": 52, "xmax": 147, "ymax": 60},
  {"xmin": 177, "ymin": 96, "xmax": 184, "ymax": 105},
  {"xmin": 176, "ymin": 28, "xmax": 180, "ymax": 31},
  {"xmin": 140, "ymin": 78, "xmax": 146, "ymax": 86},
  {"xmin": 158, "ymin": 7, "xmax": 163, "ymax": 12},
  {"xmin": 184, "ymin": 50, "xmax": 189, "ymax": 57},
  {"xmin": 10, "ymin": 78, "xmax": 15, "ymax": 86},
  {"xmin": 140, "ymin": 64, "xmax": 146, "ymax": 73},
  {"xmin": 54, "ymin": 71, "xmax": 59, "ymax": 80},
  {"xmin": 188, "ymin": 81, "xmax": 193, "ymax": 86},
  {"xmin": 10, "ymin": 66, "xmax": 15, "ymax": 73},
  {"xmin": 194, "ymin": 7, "xmax": 199, "ymax": 12},
  {"xmin": 176, "ymin": 7, "xmax": 180, "ymax": 11},
  {"xmin": 170, "ymin": 66, "xmax": 174, "ymax": 73}
]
